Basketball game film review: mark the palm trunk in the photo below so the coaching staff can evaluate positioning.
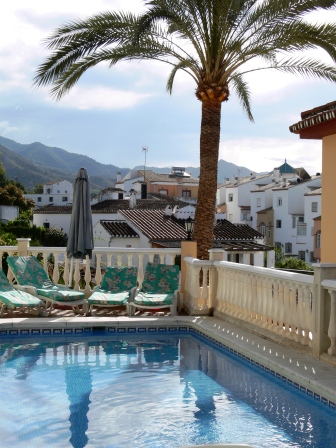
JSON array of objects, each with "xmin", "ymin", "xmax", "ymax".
[{"xmin": 193, "ymin": 100, "xmax": 221, "ymax": 260}]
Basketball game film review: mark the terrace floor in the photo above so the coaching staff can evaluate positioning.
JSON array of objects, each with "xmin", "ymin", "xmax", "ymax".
[{"xmin": 1, "ymin": 306, "xmax": 336, "ymax": 407}]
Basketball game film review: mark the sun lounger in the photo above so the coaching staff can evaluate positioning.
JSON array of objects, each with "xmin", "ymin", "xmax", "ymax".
[
  {"xmin": 0, "ymin": 269, "xmax": 44, "ymax": 317},
  {"xmin": 127, "ymin": 262, "xmax": 180, "ymax": 316},
  {"xmin": 87, "ymin": 266, "xmax": 138, "ymax": 315},
  {"xmin": 6, "ymin": 256, "xmax": 87, "ymax": 316}
]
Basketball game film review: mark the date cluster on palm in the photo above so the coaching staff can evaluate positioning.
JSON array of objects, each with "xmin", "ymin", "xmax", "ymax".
[{"xmin": 195, "ymin": 83, "xmax": 229, "ymax": 102}]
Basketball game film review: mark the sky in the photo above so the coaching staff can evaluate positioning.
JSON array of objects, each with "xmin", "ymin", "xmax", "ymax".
[{"xmin": 0, "ymin": 1, "xmax": 336, "ymax": 176}]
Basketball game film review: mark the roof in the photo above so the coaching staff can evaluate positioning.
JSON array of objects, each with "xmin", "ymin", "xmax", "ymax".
[
  {"xmin": 120, "ymin": 209, "xmax": 188, "ymax": 240},
  {"xmin": 289, "ymin": 100, "xmax": 336, "ymax": 137},
  {"xmin": 305, "ymin": 187, "xmax": 322, "ymax": 196},
  {"xmin": 256, "ymin": 207, "xmax": 273, "ymax": 214},
  {"xmin": 34, "ymin": 196, "xmax": 189, "ymax": 214},
  {"xmin": 100, "ymin": 220, "xmax": 139, "ymax": 238},
  {"xmin": 276, "ymin": 160, "xmax": 295, "ymax": 174},
  {"xmin": 138, "ymin": 169, "xmax": 199, "ymax": 184},
  {"xmin": 213, "ymin": 220, "xmax": 264, "ymax": 241},
  {"xmin": 225, "ymin": 173, "xmax": 271, "ymax": 188}
]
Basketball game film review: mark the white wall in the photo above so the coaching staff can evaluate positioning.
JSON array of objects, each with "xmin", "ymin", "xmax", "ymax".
[{"xmin": 0, "ymin": 206, "xmax": 19, "ymax": 223}]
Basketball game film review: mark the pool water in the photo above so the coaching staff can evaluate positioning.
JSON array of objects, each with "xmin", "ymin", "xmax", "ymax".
[{"xmin": 0, "ymin": 332, "xmax": 335, "ymax": 448}]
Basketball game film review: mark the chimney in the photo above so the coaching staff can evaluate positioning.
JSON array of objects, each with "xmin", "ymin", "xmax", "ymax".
[
  {"xmin": 129, "ymin": 190, "xmax": 136, "ymax": 209},
  {"xmin": 117, "ymin": 172, "xmax": 121, "ymax": 182}
]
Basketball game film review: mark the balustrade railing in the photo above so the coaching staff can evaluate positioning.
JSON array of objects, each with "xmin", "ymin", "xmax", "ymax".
[
  {"xmin": 214, "ymin": 261, "xmax": 314, "ymax": 347},
  {"xmin": 0, "ymin": 241, "xmax": 180, "ymax": 293}
]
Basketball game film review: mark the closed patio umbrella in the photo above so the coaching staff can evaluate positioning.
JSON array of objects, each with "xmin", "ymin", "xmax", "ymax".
[{"xmin": 67, "ymin": 167, "xmax": 94, "ymax": 260}]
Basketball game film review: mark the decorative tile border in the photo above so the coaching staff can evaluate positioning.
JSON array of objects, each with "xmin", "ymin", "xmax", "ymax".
[
  {"xmin": 188, "ymin": 327, "xmax": 336, "ymax": 412},
  {"xmin": 0, "ymin": 323, "xmax": 335, "ymax": 411}
]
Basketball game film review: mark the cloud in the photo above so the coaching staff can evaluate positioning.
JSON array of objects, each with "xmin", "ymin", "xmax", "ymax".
[
  {"xmin": 219, "ymin": 137, "xmax": 322, "ymax": 175},
  {"xmin": 53, "ymin": 85, "xmax": 155, "ymax": 110},
  {"xmin": 0, "ymin": 121, "xmax": 20, "ymax": 135}
]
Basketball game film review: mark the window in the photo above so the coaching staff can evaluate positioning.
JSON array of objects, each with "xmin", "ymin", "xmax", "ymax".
[
  {"xmin": 57, "ymin": 190, "xmax": 60, "ymax": 193},
  {"xmin": 292, "ymin": 216, "xmax": 296, "ymax": 228},
  {"xmin": 275, "ymin": 242, "xmax": 282, "ymax": 248},
  {"xmin": 316, "ymin": 231, "xmax": 321, "ymax": 248},
  {"xmin": 49, "ymin": 197, "xmax": 53, "ymax": 202},
  {"xmin": 297, "ymin": 225, "xmax": 307, "ymax": 236},
  {"xmin": 62, "ymin": 196, "xmax": 68, "ymax": 202},
  {"xmin": 43, "ymin": 222, "xmax": 50, "ymax": 229},
  {"xmin": 268, "ymin": 228, "xmax": 272, "ymax": 238},
  {"xmin": 182, "ymin": 190, "xmax": 191, "ymax": 198},
  {"xmin": 298, "ymin": 250, "xmax": 305, "ymax": 261},
  {"xmin": 285, "ymin": 242, "xmax": 292, "ymax": 253},
  {"xmin": 228, "ymin": 193, "xmax": 233, "ymax": 202},
  {"xmin": 311, "ymin": 202, "xmax": 318, "ymax": 212},
  {"xmin": 242, "ymin": 213, "xmax": 248, "ymax": 221},
  {"xmin": 260, "ymin": 222, "xmax": 266, "ymax": 236},
  {"xmin": 257, "ymin": 198, "xmax": 261, "ymax": 207},
  {"xmin": 276, "ymin": 220, "xmax": 281, "ymax": 228},
  {"xmin": 298, "ymin": 216, "xmax": 304, "ymax": 223},
  {"xmin": 65, "ymin": 190, "xmax": 68, "ymax": 193},
  {"xmin": 159, "ymin": 189, "xmax": 168, "ymax": 195},
  {"xmin": 37, "ymin": 197, "xmax": 42, "ymax": 202},
  {"xmin": 118, "ymin": 193, "xmax": 123, "ymax": 199},
  {"xmin": 277, "ymin": 197, "xmax": 282, "ymax": 206},
  {"xmin": 310, "ymin": 252, "xmax": 314, "ymax": 262}
]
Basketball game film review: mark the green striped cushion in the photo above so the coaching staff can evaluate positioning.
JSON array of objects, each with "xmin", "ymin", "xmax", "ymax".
[
  {"xmin": 0, "ymin": 290, "xmax": 42, "ymax": 309},
  {"xmin": 134, "ymin": 291, "xmax": 173, "ymax": 306},
  {"xmin": 88, "ymin": 290, "xmax": 129, "ymax": 305},
  {"xmin": 36, "ymin": 287, "xmax": 84, "ymax": 302}
]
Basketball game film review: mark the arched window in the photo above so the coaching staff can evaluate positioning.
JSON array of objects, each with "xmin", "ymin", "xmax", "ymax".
[
  {"xmin": 260, "ymin": 222, "xmax": 266, "ymax": 236},
  {"xmin": 316, "ymin": 231, "xmax": 321, "ymax": 248}
]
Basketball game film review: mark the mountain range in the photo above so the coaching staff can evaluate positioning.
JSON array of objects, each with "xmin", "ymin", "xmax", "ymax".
[{"xmin": 0, "ymin": 136, "xmax": 254, "ymax": 193}]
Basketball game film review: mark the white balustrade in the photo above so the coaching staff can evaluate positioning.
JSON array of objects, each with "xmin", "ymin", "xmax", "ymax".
[
  {"xmin": 1, "ymin": 243, "xmax": 180, "ymax": 295},
  {"xmin": 213, "ymin": 261, "xmax": 314, "ymax": 349}
]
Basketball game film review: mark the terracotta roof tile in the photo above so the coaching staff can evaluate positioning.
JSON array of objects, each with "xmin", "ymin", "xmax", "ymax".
[
  {"xmin": 100, "ymin": 220, "xmax": 139, "ymax": 238},
  {"xmin": 289, "ymin": 100, "xmax": 336, "ymax": 134}
]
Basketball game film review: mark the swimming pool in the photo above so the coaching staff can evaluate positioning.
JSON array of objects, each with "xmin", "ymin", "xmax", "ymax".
[{"xmin": 0, "ymin": 331, "xmax": 335, "ymax": 448}]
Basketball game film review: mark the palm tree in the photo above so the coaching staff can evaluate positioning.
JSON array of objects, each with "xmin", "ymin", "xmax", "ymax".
[{"xmin": 34, "ymin": 0, "xmax": 336, "ymax": 259}]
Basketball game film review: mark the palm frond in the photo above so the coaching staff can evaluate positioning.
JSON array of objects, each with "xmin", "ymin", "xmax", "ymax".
[{"xmin": 229, "ymin": 73, "xmax": 254, "ymax": 122}]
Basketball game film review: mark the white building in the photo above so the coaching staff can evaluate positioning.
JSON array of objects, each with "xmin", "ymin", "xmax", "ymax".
[
  {"xmin": 272, "ymin": 174, "xmax": 321, "ymax": 263},
  {"xmin": 304, "ymin": 187, "xmax": 322, "ymax": 263},
  {"xmin": 0, "ymin": 205, "xmax": 19, "ymax": 224},
  {"xmin": 25, "ymin": 180, "xmax": 73, "ymax": 207}
]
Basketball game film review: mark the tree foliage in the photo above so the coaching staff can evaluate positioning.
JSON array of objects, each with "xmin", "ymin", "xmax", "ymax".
[{"xmin": 34, "ymin": 0, "xmax": 336, "ymax": 258}]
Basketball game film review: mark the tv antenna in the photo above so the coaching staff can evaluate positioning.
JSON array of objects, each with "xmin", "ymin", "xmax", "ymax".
[{"xmin": 142, "ymin": 146, "xmax": 148, "ymax": 182}]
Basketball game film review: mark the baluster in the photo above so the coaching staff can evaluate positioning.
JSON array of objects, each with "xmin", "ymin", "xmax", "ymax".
[
  {"xmin": 249, "ymin": 274, "xmax": 257, "ymax": 323},
  {"xmin": 84, "ymin": 255, "xmax": 91, "ymax": 292},
  {"xmin": 277, "ymin": 280, "xmax": 285, "ymax": 335},
  {"xmin": 127, "ymin": 254, "xmax": 133, "ymax": 266},
  {"xmin": 283, "ymin": 282, "xmax": 291, "ymax": 339},
  {"xmin": 148, "ymin": 253, "xmax": 154, "ymax": 263},
  {"xmin": 240, "ymin": 272, "xmax": 248, "ymax": 321},
  {"xmin": 106, "ymin": 253, "xmax": 112, "ymax": 267},
  {"xmin": 53, "ymin": 252, "xmax": 60, "ymax": 284},
  {"xmin": 216, "ymin": 268, "xmax": 224, "ymax": 313},
  {"xmin": 116, "ymin": 254, "xmax": 122, "ymax": 266},
  {"xmin": 192, "ymin": 265, "xmax": 201, "ymax": 312},
  {"xmin": 301, "ymin": 285, "xmax": 311, "ymax": 346},
  {"xmin": 260, "ymin": 277, "xmax": 267, "ymax": 327},
  {"xmin": 200, "ymin": 266, "xmax": 209, "ymax": 310},
  {"xmin": 263, "ymin": 278, "xmax": 272, "ymax": 329},
  {"xmin": 94, "ymin": 253, "xmax": 102, "ymax": 287},
  {"xmin": 245, "ymin": 273, "xmax": 253, "ymax": 322},
  {"xmin": 309, "ymin": 287, "xmax": 314, "ymax": 348},
  {"xmin": 255, "ymin": 276, "xmax": 263, "ymax": 327},
  {"xmin": 295, "ymin": 285, "xmax": 303, "ymax": 344},
  {"xmin": 327, "ymin": 289, "xmax": 336, "ymax": 355},
  {"xmin": 138, "ymin": 254, "xmax": 144, "ymax": 287},
  {"xmin": 63, "ymin": 257, "xmax": 69, "ymax": 286},
  {"xmin": 42, "ymin": 251, "xmax": 48, "ymax": 274},
  {"xmin": 269, "ymin": 280, "xmax": 279, "ymax": 333},
  {"xmin": 73, "ymin": 259, "xmax": 81, "ymax": 290},
  {"xmin": 287, "ymin": 284, "xmax": 296, "ymax": 340}
]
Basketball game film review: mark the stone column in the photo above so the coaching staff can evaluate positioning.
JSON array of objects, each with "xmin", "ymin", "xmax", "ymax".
[
  {"xmin": 17, "ymin": 238, "xmax": 30, "ymax": 256},
  {"xmin": 312, "ymin": 263, "xmax": 336, "ymax": 358}
]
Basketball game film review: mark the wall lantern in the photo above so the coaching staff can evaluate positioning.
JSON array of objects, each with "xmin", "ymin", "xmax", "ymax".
[{"xmin": 184, "ymin": 216, "xmax": 194, "ymax": 240}]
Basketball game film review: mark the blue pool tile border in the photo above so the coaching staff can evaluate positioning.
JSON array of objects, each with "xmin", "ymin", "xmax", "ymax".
[{"xmin": 0, "ymin": 323, "xmax": 335, "ymax": 411}]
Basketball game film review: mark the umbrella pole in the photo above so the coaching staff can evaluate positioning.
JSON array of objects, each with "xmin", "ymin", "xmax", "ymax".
[{"xmin": 69, "ymin": 258, "xmax": 74, "ymax": 287}]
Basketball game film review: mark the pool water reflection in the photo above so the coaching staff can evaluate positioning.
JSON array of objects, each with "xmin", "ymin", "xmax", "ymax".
[{"xmin": 0, "ymin": 332, "xmax": 335, "ymax": 447}]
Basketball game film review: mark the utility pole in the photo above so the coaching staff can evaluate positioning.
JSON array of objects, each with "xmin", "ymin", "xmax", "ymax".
[{"xmin": 142, "ymin": 146, "xmax": 148, "ymax": 182}]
